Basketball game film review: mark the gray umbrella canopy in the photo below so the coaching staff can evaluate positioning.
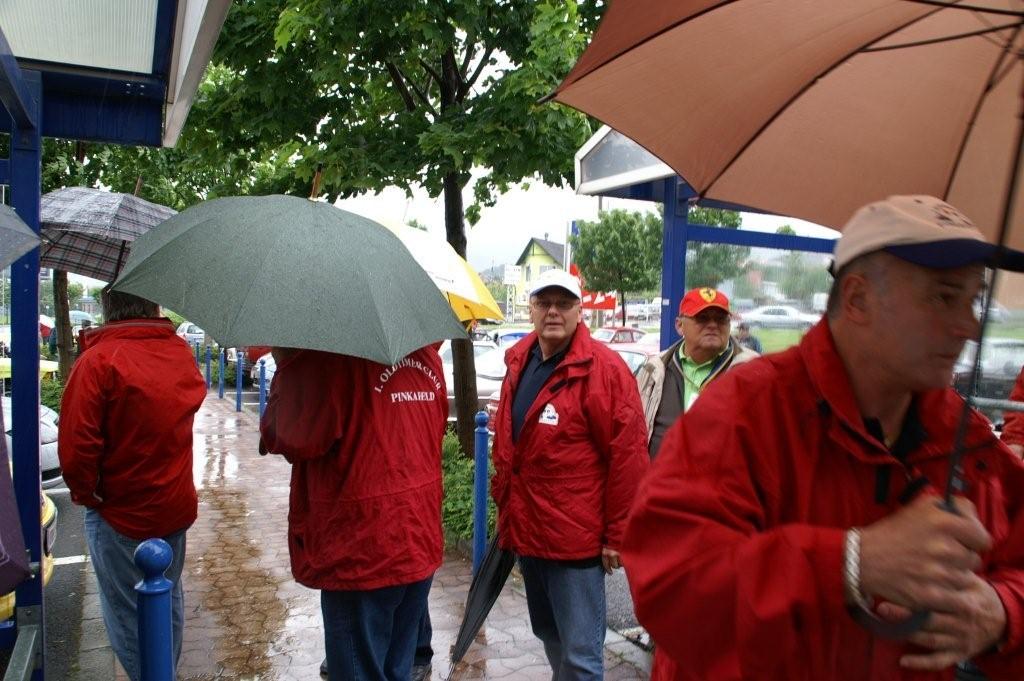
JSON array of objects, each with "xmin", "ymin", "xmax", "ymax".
[
  {"xmin": 0, "ymin": 204, "xmax": 39, "ymax": 269},
  {"xmin": 40, "ymin": 187, "xmax": 177, "ymax": 281},
  {"xmin": 113, "ymin": 195, "xmax": 467, "ymax": 366}
]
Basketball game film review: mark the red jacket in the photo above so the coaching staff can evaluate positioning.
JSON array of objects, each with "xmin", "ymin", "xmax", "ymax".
[
  {"xmin": 1001, "ymin": 366, "xmax": 1024, "ymax": 448},
  {"xmin": 491, "ymin": 325, "xmax": 648, "ymax": 559},
  {"xmin": 260, "ymin": 347, "xmax": 447, "ymax": 591},
  {"xmin": 58, "ymin": 318, "xmax": 206, "ymax": 539},
  {"xmin": 622, "ymin": 321, "xmax": 1024, "ymax": 681}
]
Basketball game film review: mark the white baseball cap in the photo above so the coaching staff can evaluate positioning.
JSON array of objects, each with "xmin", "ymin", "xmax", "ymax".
[
  {"xmin": 832, "ymin": 195, "xmax": 1024, "ymax": 273},
  {"xmin": 528, "ymin": 269, "xmax": 582, "ymax": 299}
]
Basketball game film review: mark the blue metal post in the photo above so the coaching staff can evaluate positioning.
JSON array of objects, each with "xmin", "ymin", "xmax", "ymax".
[
  {"xmin": 9, "ymin": 68, "xmax": 44, "ymax": 678},
  {"xmin": 204, "ymin": 345, "xmax": 212, "ymax": 389},
  {"xmin": 659, "ymin": 177, "xmax": 688, "ymax": 351},
  {"xmin": 217, "ymin": 349, "xmax": 225, "ymax": 399},
  {"xmin": 258, "ymin": 359, "xmax": 267, "ymax": 418},
  {"xmin": 235, "ymin": 351, "xmax": 244, "ymax": 412},
  {"xmin": 134, "ymin": 539, "xmax": 174, "ymax": 681},
  {"xmin": 472, "ymin": 411, "xmax": 489, "ymax": 575}
]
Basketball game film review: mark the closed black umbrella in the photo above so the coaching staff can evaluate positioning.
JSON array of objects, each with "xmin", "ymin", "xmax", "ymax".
[{"xmin": 448, "ymin": 535, "xmax": 516, "ymax": 672}]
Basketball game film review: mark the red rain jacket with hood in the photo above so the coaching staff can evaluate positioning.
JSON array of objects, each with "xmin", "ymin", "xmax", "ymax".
[
  {"xmin": 260, "ymin": 347, "xmax": 447, "ymax": 591},
  {"xmin": 491, "ymin": 324, "xmax": 648, "ymax": 559},
  {"xmin": 59, "ymin": 318, "xmax": 206, "ymax": 539},
  {"xmin": 623, "ymin": 321, "xmax": 1024, "ymax": 681}
]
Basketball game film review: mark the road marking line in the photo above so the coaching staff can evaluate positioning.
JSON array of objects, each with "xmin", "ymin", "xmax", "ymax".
[{"xmin": 53, "ymin": 555, "xmax": 89, "ymax": 566}]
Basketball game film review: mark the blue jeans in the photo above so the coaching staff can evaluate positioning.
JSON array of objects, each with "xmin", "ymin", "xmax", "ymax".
[
  {"xmin": 321, "ymin": 577, "xmax": 432, "ymax": 681},
  {"xmin": 519, "ymin": 556, "xmax": 606, "ymax": 681},
  {"xmin": 84, "ymin": 509, "xmax": 187, "ymax": 681},
  {"xmin": 415, "ymin": 608, "xmax": 433, "ymax": 666}
]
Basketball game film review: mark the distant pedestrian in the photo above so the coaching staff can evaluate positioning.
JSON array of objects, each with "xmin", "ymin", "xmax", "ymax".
[
  {"xmin": 735, "ymin": 321, "xmax": 763, "ymax": 354},
  {"xmin": 260, "ymin": 343, "xmax": 447, "ymax": 681},
  {"xmin": 59, "ymin": 287, "xmax": 206, "ymax": 681},
  {"xmin": 636, "ymin": 288, "xmax": 758, "ymax": 458},
  {"xmin": 490, "ymin": 269, "xmax": 648, "ymax": 680}
]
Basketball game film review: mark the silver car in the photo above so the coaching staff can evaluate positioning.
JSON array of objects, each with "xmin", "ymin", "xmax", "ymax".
[
  {"xmin": 440, "ymin": 340, "xmax": 503, "ymax": 421},
  {"xmin": 2, "ymin": 396, "xmax": 63, "ymax": 489}
]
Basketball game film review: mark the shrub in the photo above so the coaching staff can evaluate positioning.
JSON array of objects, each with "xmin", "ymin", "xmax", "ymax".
[
  {"xmin": 441, "ymin": 427, "xmax": 496, "ymax": 542},
  {"xmin": 40, "ymin": 375, "xmax": 64, "ymax": 412}
]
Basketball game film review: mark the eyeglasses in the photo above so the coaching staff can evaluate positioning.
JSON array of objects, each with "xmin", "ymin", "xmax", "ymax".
[
  {"xmin": 531, "ymin": 299, "xmax": 578, "ymax": 312},
  {"xmin": 680, "ymin": 311, "xmax": 731, "ymax": 325}
]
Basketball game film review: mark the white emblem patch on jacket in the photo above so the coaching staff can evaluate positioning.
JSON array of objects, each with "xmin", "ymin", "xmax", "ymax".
[{"xmin": 539, "ymin": 403, "xmax": 559, "ymax": 426}]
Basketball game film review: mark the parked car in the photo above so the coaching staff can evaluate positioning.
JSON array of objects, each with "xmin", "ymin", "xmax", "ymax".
[
  {"xmin": 490, "ymin": 328, "xmax": 531, "ymax": 347},
  {"xmin": 175, "ymin": 321, "xmax": 205, "ymax": 346},
  {"xmin": 442, "ymin": 340, "xmax": 503, "ymax": 421},
  {"xmin": 0, "ymin": 489, "xmax": 57, "ymax": 621},
  {"xmin": 251, "ymin": 352, "xmax": 276, "ymax": 392},
  {"xmin": 592, "ymin": 326, "xmax": 647, "ymax": 344},
  {"xmin": 227, "ymin": 345, "xmax": 272, "ymax": 373},
  {"xmin": 738, "ymin": 305, "xmax": 819, "ymax": 330},
  {"xmin": 953, "ymin": 338, "xmax": 1024, "ymax": 424},
  {"xmin": 2, "ymin": 396, "xmax": 62, "ymax": 489}
]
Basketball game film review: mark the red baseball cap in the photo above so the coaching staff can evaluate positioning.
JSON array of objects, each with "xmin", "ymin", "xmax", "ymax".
[{"xmin": 679, "ymin": 288, "xmax": 730, "ymax": 316}]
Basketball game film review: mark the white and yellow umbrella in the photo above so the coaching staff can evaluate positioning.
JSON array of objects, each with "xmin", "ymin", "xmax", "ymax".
[{"xmin": 386, "ymin": 223, "xmax": 503, "ymax": 323}]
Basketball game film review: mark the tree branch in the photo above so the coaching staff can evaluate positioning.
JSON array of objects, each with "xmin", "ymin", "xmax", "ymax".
[
  {"xmin": 406, "ymin": 73, "xmax": 439, "ymax": 118},
  {"xmin": 459, "ymin": 43, "xmax": 476, "ymax": 81},
  {"xmin": 418, "ymin": 57, "xmax": 444, "ymax": 91},
  {"xmin": 384, "ymin": 62, "xmax": 417, "ymax": 113},
  {"xmin": 459, "ymin": 45, "xmax": 495, "ymax": 101}
]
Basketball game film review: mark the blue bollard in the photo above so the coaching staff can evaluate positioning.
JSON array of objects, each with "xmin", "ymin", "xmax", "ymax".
[
  {"xmin": 134, "ymin": 539, "xmax": 174, "ymax": 681},
  {"xmin": 235, "ymin": 351, "xmax": 244, "ymax": 412},
  {"xmin": 218, "ymin": 349, "xmax": 225, "ymax": 399},
  {"xmin": 258, "ymin": 358, "xmax": 267, "ymax": 418},
  {"xmin": 472, "ymin": 410, "xmax": 490, "ymax": 575},
  {"xmin": 204, "ymin": 346, "xmax": 212, "ymax": 389}
]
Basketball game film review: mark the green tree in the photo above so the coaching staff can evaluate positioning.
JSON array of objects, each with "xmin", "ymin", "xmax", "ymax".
[
  {"xmin": 67, "ymin": 282, "xmax": 84, "ymax": 309},
  {"xmin": 216, "ymin": 0, "xmax": 605, "ymax": 452},
  {"xmin": 570, "ymin": 209, "xmax": 661, "ymax": 325},
  {"xmin": 685, "ymin": 207, "xmax": 749, "ymax": 289}
]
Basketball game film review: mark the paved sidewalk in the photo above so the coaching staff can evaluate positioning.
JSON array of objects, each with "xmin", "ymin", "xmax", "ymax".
[{"xmin": 82, "ymin": 395, "xmax": 651, "ymax": 680}]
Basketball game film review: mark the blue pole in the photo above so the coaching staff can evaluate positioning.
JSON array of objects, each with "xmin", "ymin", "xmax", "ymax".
[
  {"xmin": 258, "ymin": 359, "xmax": 267, "ymax": 418},
  {"xmin": 134, "ymin": 539, "xmax": 174, "ymax": 681},
  {"xmin": 472, "ymin": 410, "xmax": 489, "ymax": 575},
  {"xmin": 235, "ymin": 351, "xmax": 244, "ymax": 412},
  {"xmin": 659, "ymin": 177, "xmax": 689, "ymax": 351},
  {"xmin": 217, "ymin": 349, "xmax": 225, "ymax": 399},
  {"xmin": 9, "ymin": 68, "xmax": 45, "ymax": 680},
  {"xmin": 204, "ymin": 345, "xmax": 212, "ymax": 389}
]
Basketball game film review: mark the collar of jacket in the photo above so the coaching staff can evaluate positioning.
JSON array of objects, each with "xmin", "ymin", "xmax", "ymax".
[
  {"xmin": 89, "ymin": 317, "xmax": 178, "ymax": 344},
  {"xmin": 504, "ymin": 323, "xmax": 595, "ymax": 383},
  {"xmin": 798, "ymin": 320, "xmax": 996, "ymax": 465},
  {"xmin": 664, "ymin": 337, "xmax": 738, "ymax": 388}
]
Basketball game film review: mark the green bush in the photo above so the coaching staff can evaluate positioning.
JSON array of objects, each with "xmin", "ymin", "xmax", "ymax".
[
  {"xmin": 40, "ymin": 375, "xmax": 64, "ymax": 412},
  {"xmin": 162, "ymin": 310, "xmax": 186, "ymax": 328},
  {"xmin": 441, "ymin": 427, "xmax": 496, "ymax": 541}
]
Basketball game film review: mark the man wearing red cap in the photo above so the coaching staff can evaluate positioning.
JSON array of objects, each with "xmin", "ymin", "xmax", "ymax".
[{"xmin": 637, "ymin": 287, "xmax": 758, "ymax": 458}]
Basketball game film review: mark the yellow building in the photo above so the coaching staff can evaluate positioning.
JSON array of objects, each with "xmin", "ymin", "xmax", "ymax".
[{"xmin": 512, "ymin": 238, "xmax": 565, "ymax": 318}]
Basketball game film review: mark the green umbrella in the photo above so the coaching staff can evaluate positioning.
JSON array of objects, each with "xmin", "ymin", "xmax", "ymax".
[{"xmin": 112, "ymin": 195, "xmax": 466, "ymax": 365}]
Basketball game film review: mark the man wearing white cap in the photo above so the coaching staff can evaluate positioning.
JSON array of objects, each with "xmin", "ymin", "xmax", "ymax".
[
  {"xmin": 490, "ymin": 268, "xmax": 648, "ymax": 680},
  {"xmin": 621, "ymin": 196, "xmax": 1024, "ymax": 681}
]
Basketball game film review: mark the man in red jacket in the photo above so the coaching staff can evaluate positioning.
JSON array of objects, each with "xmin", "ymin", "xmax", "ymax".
[
  {"xmin": 59, "ymin": 289, "xmax": 206, "ymax": 681},
  {"xmin": 1000, "ymin": 367, "xmax": 1024, "ymax": 459},
  {"xmin": 622, "ymin": 195, "xmax": 1024, "ymax": 681},
  {"xmin": 491, "ymin": 269, "xmax": 648, "ymax": 680},
  {"xmin": 259, "ymin": 344, "xmax": 447, "ymax": 681}
]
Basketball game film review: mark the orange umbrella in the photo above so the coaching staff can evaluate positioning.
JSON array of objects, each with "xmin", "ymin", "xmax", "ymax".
[{"xmin": 553, "ymin": 0, "xmax": 1024, "ymax": 246}]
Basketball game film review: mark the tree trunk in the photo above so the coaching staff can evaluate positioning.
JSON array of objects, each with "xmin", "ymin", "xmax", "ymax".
[
  {"xmin": 443, "ymin": 172, "xmax": 477, "ymax": 457},
  {"xmin": 620, "ymin": 291, "xmax": 627, "ymax": 326},
  {"xmin": 53, "ymin": 271, "xmax": 74, "ymax": 381}
]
